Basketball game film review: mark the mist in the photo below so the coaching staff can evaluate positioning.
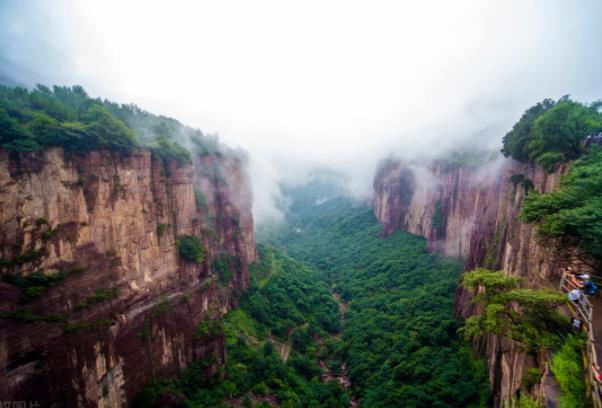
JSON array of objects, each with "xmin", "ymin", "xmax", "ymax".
[{"xmin": 2, "ymin": 0, "xmax": 601, "ymax": 223}]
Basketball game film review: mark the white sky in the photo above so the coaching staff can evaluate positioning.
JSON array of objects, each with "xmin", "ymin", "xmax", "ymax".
[{"xmin": 1, "ymin": 0, "xmax": 601, "ymax": 221}]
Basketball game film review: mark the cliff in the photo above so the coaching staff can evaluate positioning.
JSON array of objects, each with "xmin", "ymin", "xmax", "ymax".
[
  {"xmin": 372, "ymin": 155, "xmax": 569, "ymax": 406},
  {"xmin": 0, "ymin": 147, "xmax": 256, "ymax": 407}
]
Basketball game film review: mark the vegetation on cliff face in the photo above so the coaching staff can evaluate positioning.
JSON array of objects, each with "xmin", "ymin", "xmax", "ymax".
[
  {"xmin": 521, "ymin": 148, "xmax": 602, "ymax": 265},
  {"xmin": 431, "ymin": 199, "xmax": 443, "ymax": 229},
  {"xmin": 176, "ymin": 235, "xmax": 207, "ymax": 263},
  {"xmin": 137, "ymin": 245, "xmax": 349, "ymax": 407},
  {"xmin": 460, "ymin": 269, "xmax": 568, "ymax": 352},
  {"xmin": 550, "ymin": 335, "xmax": 587, "ymax": 408},
  {"xmin": 501, "ymin": 97, "xmax": 602, "ymax": 171},
  {"xmin": 139, "ymin": 182, "xmax": 489, "ymax": 407},
  {"xmin": 461, "ymin": 270, "xmax": 590, "ymax": 407}
]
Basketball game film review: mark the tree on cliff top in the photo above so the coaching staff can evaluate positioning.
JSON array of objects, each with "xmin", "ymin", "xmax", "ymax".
[
  {"xmin": 460, "ymin": 269, "xmax": 568, "ymax": 352},
  {"xmin": 0, "ymin": 84, "xmax": 216, "ymax": 163},
  {"xmin": 521, "ymin": 148, "xmax": 602, "ymax": 266},
  {"xmin": 501, "ymin": 99, "xmax": 555, "ymax": 162},
  {"xmin": 502, "ymin": 97, "xmax": 602, "ymax": 171}
]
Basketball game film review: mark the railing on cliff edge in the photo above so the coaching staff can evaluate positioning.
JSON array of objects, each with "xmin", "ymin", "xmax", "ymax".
[{"xmin": 559, "ymin": 270, "xmax": 602, "ymax": 408}]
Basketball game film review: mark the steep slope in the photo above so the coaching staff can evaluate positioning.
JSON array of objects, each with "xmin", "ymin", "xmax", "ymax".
[
  {"xmin": 372, "ymin": 156, "xmax": 570, "ymax": 405},
  {"xmin": 137, "ymin": 244, "xmax": 349, "ymax": 407},
  {"xmin": 0, "ymin": 139, "xmax": 255, "ymax": 404}
]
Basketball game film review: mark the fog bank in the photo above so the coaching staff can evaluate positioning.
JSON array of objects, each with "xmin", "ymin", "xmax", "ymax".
[{"xmin": 1, "ymin": 0, "xmax": 601, "ymax": 222}]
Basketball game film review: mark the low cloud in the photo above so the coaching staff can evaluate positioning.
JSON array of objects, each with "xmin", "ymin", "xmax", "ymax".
[{"xmin": 1, "ymin": 0, "xmax": 601, "ymax": 222}]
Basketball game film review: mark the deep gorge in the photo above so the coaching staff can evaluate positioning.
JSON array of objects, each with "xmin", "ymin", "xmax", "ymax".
[{"xmin": 1, "ymin": 85, "xmax": 600, "ymax": 408}]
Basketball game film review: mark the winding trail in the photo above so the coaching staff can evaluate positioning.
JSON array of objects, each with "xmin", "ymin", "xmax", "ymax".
[
  {"xmin": 269, "ymin": 323, "xmax": 308, "ymax": 363},
  {"xmin": 318, "ymin": 292, "xmax": 359, "ymax": 407}
]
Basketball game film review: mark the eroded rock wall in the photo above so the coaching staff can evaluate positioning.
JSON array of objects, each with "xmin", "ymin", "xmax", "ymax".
[
  {"xmin": 0, "ymin": 147, "xmax": 255, "ymax": 407},
  {"xmin": 372, "ymin": 155, "xmax": 568, "ymax": 406}
]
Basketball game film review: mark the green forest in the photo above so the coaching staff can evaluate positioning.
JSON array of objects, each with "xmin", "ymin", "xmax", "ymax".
[
  {"xmin": 0, "ymin": 84, "xmax": 222, "ymax": 163},
  {"xmin": 137, "ymin": 245, "xmax": 350, "ymax": 407},
  {"xmin": 263, "ymin": 192, "xmax": 489, "ymax": 407},
  {"xmin": 137, "ymin": 183, "xmax": 489, "ymax": 407}
]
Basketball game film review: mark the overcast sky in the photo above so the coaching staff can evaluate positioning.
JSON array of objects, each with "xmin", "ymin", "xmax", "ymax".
[{"xmin": 1, "ymin": 0, "xmax": 601, "ymax": 221}]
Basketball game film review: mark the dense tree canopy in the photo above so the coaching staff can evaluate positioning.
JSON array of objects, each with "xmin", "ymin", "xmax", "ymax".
[
  {"xmin": 501, "ymin": 99, "xmax": 555, "ymax": 163},
  {"xmin": 263, "ymin": 194, "xmax": 490, "ymax": 407},
  {"xmin": 501, "ymin": 97, "xmax": 602, "ymax": 171},
  {"xmin": 0, "ymin": 85, "xmax": 139, "ymax": 153},
  {"xmin": 0, "ymin": 84, "xmax": 221, "ymax": 164},
  {"xmin": 461, "ymin": 269, "xmax": 567, "ymax": 352}
]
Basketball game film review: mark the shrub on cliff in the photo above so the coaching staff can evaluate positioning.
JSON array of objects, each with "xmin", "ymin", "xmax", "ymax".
[
  {"xmin": 176, "ymin": 235, "xmax": 206, "ymax": 263},
  {"xmin": 521, "ymin": 149, "xmax": 602, "ymax": 265},
  {"xmin": 150, "ymin": 134, "xmax": 191, "ymax": 166},
  {"xmin": 431, "ymin": 200, "xmax": 443, "ymax": 229},
  {"xmin": 460, "ymin": 269, "xmax": 568, "ymax": 352},
  {"xmin": 502, "ymin": 97, "xmax": 602, "ymax": 171},
  {"xmin": 550, "ymin": 334, "xmax": 587, "ymax": 408}
]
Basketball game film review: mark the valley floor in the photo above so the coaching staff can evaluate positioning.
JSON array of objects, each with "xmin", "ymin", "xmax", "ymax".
[{"xmin": 137, "ymin": 197, "xmax": 490, "ymax": 407}]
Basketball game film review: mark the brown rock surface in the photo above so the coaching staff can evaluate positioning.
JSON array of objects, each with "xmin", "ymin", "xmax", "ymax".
[
  {"xmin": 0, "ymin": 147, "xmax": 255, "ymax": 407},
  {"xmin": 372, "ymin": 155, "xmax": 570, "ymax": 406}
]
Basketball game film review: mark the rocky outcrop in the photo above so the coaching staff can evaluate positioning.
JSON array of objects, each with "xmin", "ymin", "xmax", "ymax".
[
  {"xmin": 373, "ymin": 155, "xmax": 569, "ymax": 406},
  {"xmin": 0, "ymin": 147, "xmax": 255, "ymax": 407}
]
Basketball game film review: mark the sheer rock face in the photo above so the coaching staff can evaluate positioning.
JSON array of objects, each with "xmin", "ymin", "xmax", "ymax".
[
  {"xmin": 0, "ymin": 148, "xmax": 255, "ymax": 407},
  {"xmin": 372, "ymin": 156, "xmax": 567, "ymax": 406}
]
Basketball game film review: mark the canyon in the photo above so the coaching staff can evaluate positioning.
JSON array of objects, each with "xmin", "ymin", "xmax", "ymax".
[
  {"xmin": 372, "ymin": 155, "xmax": 574, "ymax": 406},
  {"xmin": 0, "ymin": 146, "xmax": 256, "ymax": 407}
]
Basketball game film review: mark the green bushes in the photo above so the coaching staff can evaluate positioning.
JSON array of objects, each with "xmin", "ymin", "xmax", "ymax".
[
  {"xmin": 194, "ymin": 187, "xmax": 208, "ymax": 211},
  {"xmin": 510, "ymin": 173, "xmax": 525, "ymax": 185},
  {"xmin": 521, "ymin": 149, "xmax": 602, "ymax": 263},
  {"xmin": 2, "ymin": 269, "xmax": 69, "ymax": 300},
  {"xmin": 461, "ymin": 269, "xmax": 567, "ymax": 352},
  {"xmin": 194, "ymin": 318, "xmax": 224, "ymax": 340},
  {"xmin": 63, "ymin": 319, "xmax": 112, "ymax": 334},
  {"xmin": 510, "ymin": 174, "xmax": 534, "ymax": 191},
  {"xmin": 522, "ymin": 367, "xmax": 543, "ymax": 390},
  {"xmin": 431, "ymin": 200, "xmax": 443, "ymax": 229},
  {"xmin": 76, "ymin": 287, "xmax": 119, "ymax": 309},
  {"xmin": 0, "ymin": 249, "xmax": 44, "ymax": 270},
  {"xmin": 156, "ymin": 223, "xmax": 167, "ymax": 237},
  {"xmin": 550, "ymin": 335, "xmax": 587, "ymax": 408},
  {"xmin": 211, "ymin": 254, "xmax": 240, "ymax": 284},
  {"xmin": 176, "ymin": 235, "xmax": 206, "ymax": 263},
  {"xmin": 150, "ymin": 134, "xmax": 191, "ymax": 166},
  {"xmin": 506, "ymin": 395, "xmax": 544, "ymax": 408},
  {"xmin": 501, "ymin": 97, "xmax": 602, "ymax": 171}
]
